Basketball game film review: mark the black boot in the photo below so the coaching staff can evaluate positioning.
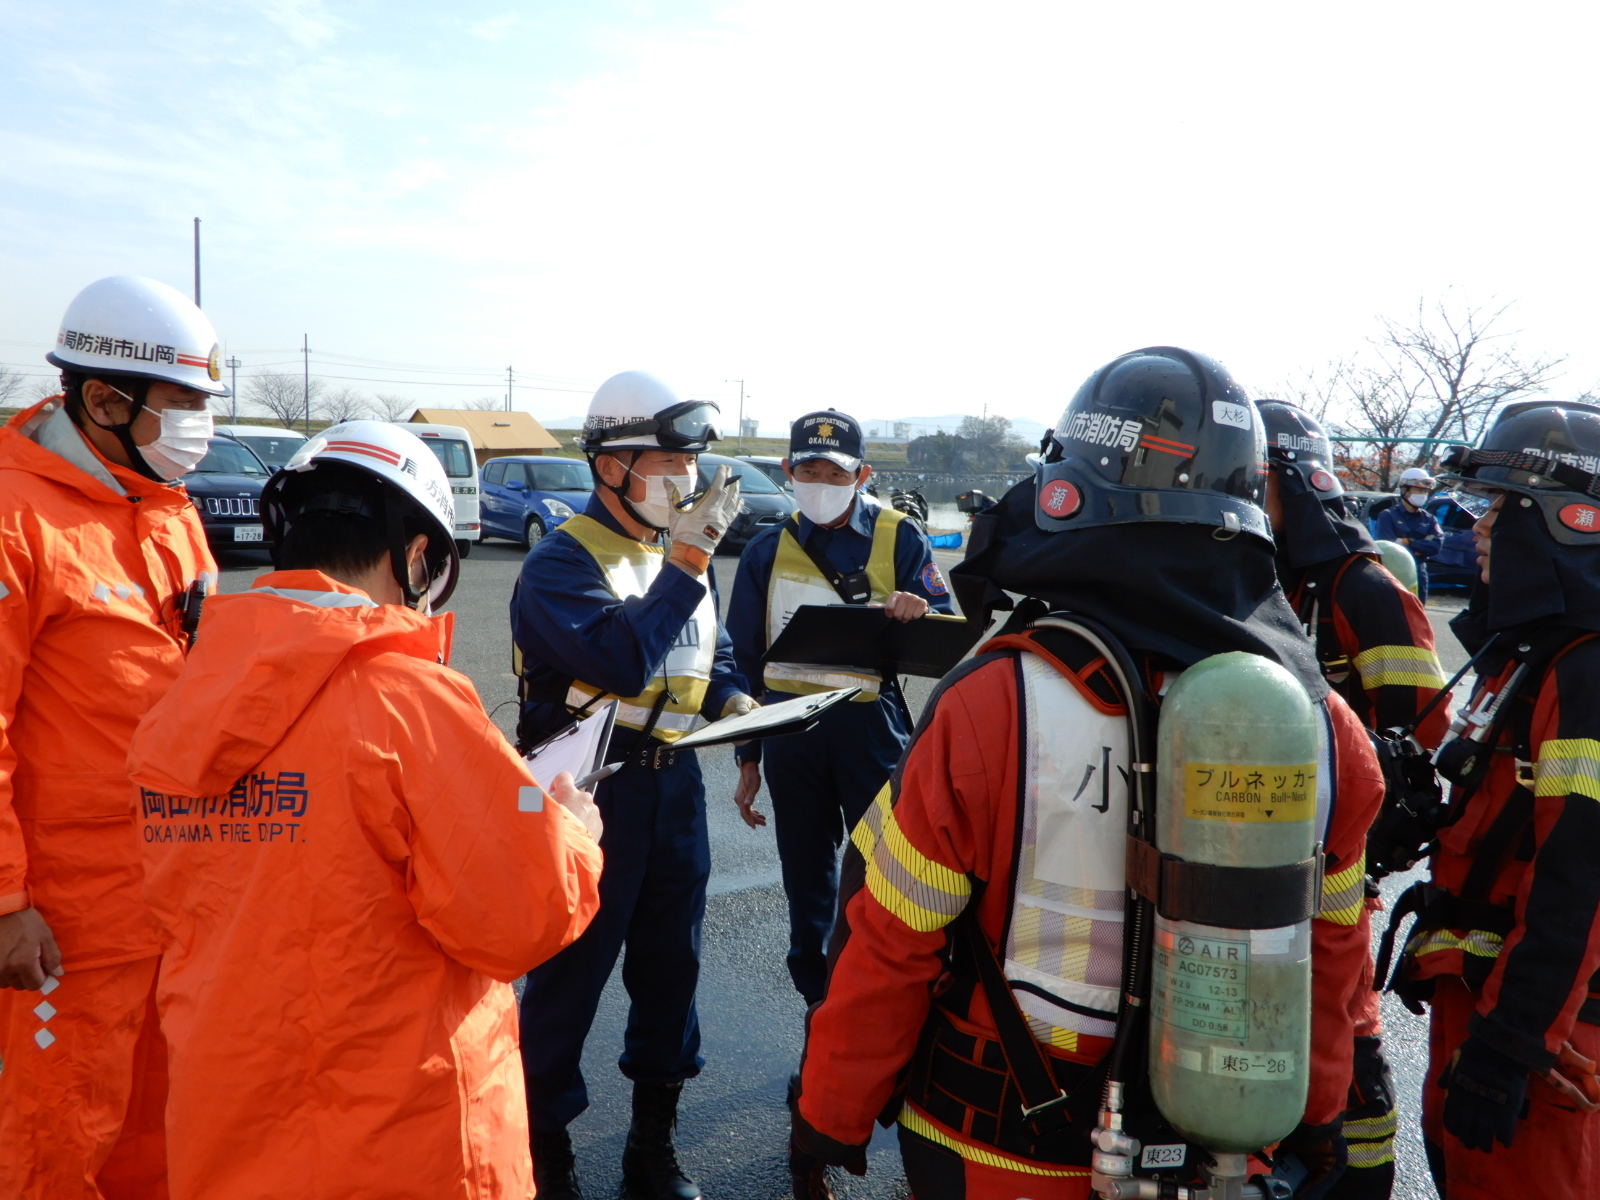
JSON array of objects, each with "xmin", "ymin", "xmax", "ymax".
[
  {"xmin": 621, "ymin": 1082, "xmax": 701, "ymax": 1200},
  {"xmin": 531, "ymin": 1128, "xmax": 582, "ymax": 1200}
]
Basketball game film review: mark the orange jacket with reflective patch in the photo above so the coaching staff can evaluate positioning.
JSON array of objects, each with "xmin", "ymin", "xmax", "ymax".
[
  {"xmin": 127, "ymin": 570, "xmax": 604, "ymax": 1200},
  {"xmin": 0, "ymin": 397, "xmax": 214, "ymax": 967}
]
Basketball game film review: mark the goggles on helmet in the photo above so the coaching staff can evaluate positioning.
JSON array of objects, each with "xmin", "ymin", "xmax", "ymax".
[
  {"xmin": 587, "ymin": 400, "xmax": 722, "ymax": 450},
  {"xmin": 1441, "ymin": 442, "xmax": 1600, "ymax": 500}
]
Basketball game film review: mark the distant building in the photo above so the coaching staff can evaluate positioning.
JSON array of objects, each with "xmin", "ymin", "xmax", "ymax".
[
  {"xmin": 893, "ymin": 421, "xmax": 912, "ymax": 440},
  {"xmin": 407, "ymin": 409, "xmax": 562, "ymax": 465},
  {"xmin": 741, "ymin": 417, "xmax": 760, "ymax": 439}
]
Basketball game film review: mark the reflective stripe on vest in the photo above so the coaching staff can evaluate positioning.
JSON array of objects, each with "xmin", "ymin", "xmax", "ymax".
[
  {"xmin": 560, "ymin": 514, "xmax": 717, "ymax": 742},
  {"xmin": 1007, "ymin": 650, "xmax": 1338, "ymax": 1049},
  {"xmin": 763, "ymin": 502, "xmax": 904, "ymax": 700}
]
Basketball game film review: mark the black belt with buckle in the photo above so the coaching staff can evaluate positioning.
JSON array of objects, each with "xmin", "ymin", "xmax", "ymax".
[{"xmin": 627, "ymin": 739, "xmax": 679, "ymax": 771}]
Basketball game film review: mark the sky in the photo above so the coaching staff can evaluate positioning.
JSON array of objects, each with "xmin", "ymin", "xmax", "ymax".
[{"xmin": 3, "ymin": 1, "xmax": 1600, "ymax": 434}]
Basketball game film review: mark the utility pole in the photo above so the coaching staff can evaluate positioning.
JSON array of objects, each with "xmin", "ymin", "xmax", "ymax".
[
  {"xmin": 302, "ymin": 335, "xmax": 311, "ymax": 436},
  {"xmin": 507, "ymin": 365, "xmax": 514, "ymax": 412},
  {"xmin": 226, "ymin": 356, "xmax": 240, "ymax": 422},
  {"xmin": 192, "ymin": 218, "xmax": 201, "ymax": 307},
  {"xmin": 726, "ymin": 379, "xmax": 745, "ymax": 450}
]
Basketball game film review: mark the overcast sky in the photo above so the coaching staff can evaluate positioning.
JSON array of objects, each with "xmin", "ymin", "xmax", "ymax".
[{"xmin": 3, "ymin": 1, "xmax": 1598, "ymax": 431}]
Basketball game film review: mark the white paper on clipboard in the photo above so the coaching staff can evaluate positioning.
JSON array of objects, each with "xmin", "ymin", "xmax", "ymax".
[{"xmin": 520, "ymin": 702, "xmax": 617, "ymax": 810}]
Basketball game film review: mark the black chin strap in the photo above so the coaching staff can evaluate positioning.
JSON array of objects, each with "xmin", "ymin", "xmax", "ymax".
[
  {"xmin": 594, "ymin": 449, "xmax": 667, "ymax": 533},
  {"xmin": 77, "ymin": 385, "xmax": 163, "ymax": 482},
  {"xmin": 387, "ymin": 499, "xmax": 421, "ymax": 608}
]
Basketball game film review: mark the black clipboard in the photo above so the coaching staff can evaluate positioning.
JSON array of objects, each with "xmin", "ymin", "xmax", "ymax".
[
  {"xmin": 763, "ymin": 606, "xmax": 983, "ymax": 679},
  {"xmin": 671, "ymin": 687, "xmax": 861, "ymax": 750}
]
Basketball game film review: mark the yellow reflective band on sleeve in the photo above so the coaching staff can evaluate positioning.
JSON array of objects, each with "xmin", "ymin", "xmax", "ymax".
[
  {"xmin": 1352, "ymin": 643, "xmax": 1447, "ymax": 691},
  {"xmin": 851, "ymin": 784, "xmax": 971, "ymax": 933},
  {"xmin": 897, "ymin": 1105, "xmax": 1092, "ymax": 1178},
  {"xmin": 1345, "ymin": 1114, "xmax": 1397, "ymax": 1169},
  {"xmin": 1406, "ymin": 927, "xmax": 1505, "ymax": 960},
  {"xmin": 1317, "ymin": 853, "xmax": 1366, "ymax": 925},
  {"xmin": 1534, "ymin": 738, "xmax": 1600, "ymax": 803}
]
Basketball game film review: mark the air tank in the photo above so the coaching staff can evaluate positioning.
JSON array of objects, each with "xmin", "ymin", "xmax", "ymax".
[
  {"xmin": 1148, "ymin": 652, "xmax": 1316, "ymax": 1153},
  {"xmin": 1373, "ymin": 539, "xmax": 1419, "ymax": 595}
]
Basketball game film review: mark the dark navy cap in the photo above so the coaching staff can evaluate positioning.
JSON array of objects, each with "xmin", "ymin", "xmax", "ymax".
[{"xmin": 789, "ymin": 410, "xmax": 864, "ymax": 471}]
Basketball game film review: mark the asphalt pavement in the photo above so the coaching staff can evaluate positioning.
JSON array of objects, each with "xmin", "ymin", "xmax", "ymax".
[{"xmin": 213, "ymin": 540, "xmax": 1466, "ymax": 1200}]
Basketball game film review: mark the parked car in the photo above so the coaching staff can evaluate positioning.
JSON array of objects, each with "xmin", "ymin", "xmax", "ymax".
[
  {"xmin": 480, "ymin": 455, "xmax": 594, "ymax": 547},
  {"xmin": 407, "ymin": 423, "xmax": 482, "ymax": 557},
  {"xmin": 697, "ymin": 452, "xmax": 798, "ymax": 551},
  {"xmin": 1342, "ymin": 490, "xmax": 1393, "ymax": 524},
  {"xmin": 181, "ymin": 437, "xmax": 272, "ymax": 549},
  {"xmin": 736, "ymin": 455, "xmax": 791, "ymax": 491},
  {"xmin": 213, "ymin": 424, "xmax": 307, "ymax": 470},
  {"xmin": 1424, "ymin": 492, "xmax": 1485, "ymax": 590}
]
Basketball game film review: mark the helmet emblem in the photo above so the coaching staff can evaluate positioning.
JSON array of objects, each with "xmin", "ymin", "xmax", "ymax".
[
  {"xmin": 1309, "ymin": 470, "xmax": 1336, "ymax": 492},
  {"xmin": 1559, "ymin": 503, "xmax": 1600, "ymax": 532},
  {"xmin": 1039, "ymin": 479, "xmax": 1082, "ymax": 519},
  {"xmin": 207, "ymin": 344, "xmax": 221, "ymax": 382}
]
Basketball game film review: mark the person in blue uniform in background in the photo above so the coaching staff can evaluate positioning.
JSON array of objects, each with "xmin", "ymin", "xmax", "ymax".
[
  {"xmin": 1373, "ymin": 466, "xmax": 1443, "ymax": 601},
  {"xmin": 512, "ymin": 371, "xmax": 756, "ymax": 1200},
  {"xmin": 725, "ymin": 410, "xmax": 955, "ymax": 1010}
]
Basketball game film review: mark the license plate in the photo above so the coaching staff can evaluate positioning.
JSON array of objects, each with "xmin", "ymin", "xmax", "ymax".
[{"xmin": 233, "ymin": 525, "xmax": 264, "ymax": 542}]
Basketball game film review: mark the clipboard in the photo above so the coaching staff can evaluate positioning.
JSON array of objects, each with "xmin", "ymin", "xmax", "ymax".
[
  {"xmin": 670, "ymin": 688, "xmax": 860, "ymax": 750},
  {"xmin": 523, "ymin": 701, "xmax": 617, "ymax": 786},
  {"xmin": 763, "ymin": 606, "xmax": 983, "ymax": 679}
]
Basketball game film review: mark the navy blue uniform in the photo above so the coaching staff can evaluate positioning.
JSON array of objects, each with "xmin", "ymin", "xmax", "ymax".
[
  {"xmin": 1373, "ymin": 501, "xmax": 1442, "ymax": 602},
  {"xmin": 726, "ymin": 498, "xmax": 954, "ymax": 1002},
  {"xmin": 512, "ymin": 494, "xmax": 745, "ymax": 1131}
]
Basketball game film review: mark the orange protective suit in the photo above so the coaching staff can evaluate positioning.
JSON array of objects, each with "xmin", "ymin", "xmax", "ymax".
[
  {"xmin": 126, "ymin": 569, "xmax": 604, "ymax": 1200},
  {"xmin": 0, "ymin": 397, "xmax": 214, "ymax": 1200}
]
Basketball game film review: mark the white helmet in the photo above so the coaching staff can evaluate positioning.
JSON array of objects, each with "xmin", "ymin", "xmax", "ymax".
[
  {"xmin": 46, "ymin": 276, "xmax": 228, "ymax": 396},
  {"xmin": 263, "ymin": 420, "xmax": 460, "ymax": 608},
  {"xmin": 579, "ymin": 370, "xmax": 721, "ymax": 453},
  {"xmin": 1398, "ymin": 467, "xmax": 1437, "ymax": 490}
]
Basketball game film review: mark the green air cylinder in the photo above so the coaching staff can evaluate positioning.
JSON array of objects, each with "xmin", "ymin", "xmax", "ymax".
[
  {"xmin": 1373, "ymin": 539, "xmax": 1419, "ymax": 595},
  {"xmin": 1148, "ymin": 652, "xmax": 1317, "ymax": 1153}
]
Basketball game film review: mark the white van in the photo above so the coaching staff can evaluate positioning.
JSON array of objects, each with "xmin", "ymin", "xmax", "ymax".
[
  {"xmin": 214, "ymin": 425, "xmax": 308, "ymax": 471},
  {"xmin": 408, "ymin": 423, "xmax": 482, "ymax": 556}
]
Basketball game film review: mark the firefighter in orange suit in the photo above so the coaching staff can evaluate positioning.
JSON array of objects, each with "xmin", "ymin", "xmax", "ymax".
[
  {"xmin": 126, "ymin": 422, "xmax": 603, "ymax": 1200},
  {"xmin": 0, "ymin": 276, "xmax": 224, "ymax": 1200},
  {"xmin": 1258, "ymin": 399, "xmax": 1452, "ymax": 1199},
  {"xmin": 1384, "ymin": 401, "xmax": 1600, "ymax": 1200},
  {"xmin": 788, "ymin": 349, "xmax": 1383, "ymax": 1199}
]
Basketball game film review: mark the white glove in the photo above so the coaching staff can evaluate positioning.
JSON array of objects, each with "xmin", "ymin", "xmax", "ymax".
[
  {"xmin": 667, "ymin": 466, "xmax": 742, "ymax": 556},
  {"xmin": 722, "ymin": 693, "xmax": 760, "ymax": 720}
]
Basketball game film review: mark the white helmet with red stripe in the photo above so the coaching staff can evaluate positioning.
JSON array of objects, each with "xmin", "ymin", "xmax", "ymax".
[
  {"xmin": 264, "ymin": 420, "xmax": 460, "ymax": 607},
  {"xmin": 46, "ymin": 275, "xmax": 229, "ymax": 396}
]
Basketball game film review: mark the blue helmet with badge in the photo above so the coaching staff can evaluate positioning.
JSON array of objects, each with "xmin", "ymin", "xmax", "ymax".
[{"xmin": 1034, "ymin": 347, "xmax": 1269, "ymax": 544}]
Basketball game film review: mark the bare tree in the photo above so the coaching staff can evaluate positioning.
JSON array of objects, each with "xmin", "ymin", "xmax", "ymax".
[
  {"xmin": 369, "ymin": 393, "xmax": 419, "ymax": 422},
  {"xmin": 465, "ymin": 395, "xmax": 505, "ymax": 412},
  {"xmin": 0, "ymin": 364, "xmax": 31, "ymax": 407},
  {"xmin": 247, "ymin": 372, "xmax": 324, "ymax": 429},
  {"xmin": 1374, "ymin": 297, "xmax": 1564, "ymax": 460},
  {"xmin": 317, "ymin": 386, "xmax": 369, "ymax": 423},
  {"xmin": 1275, "ymin": 359, "xmax": 1359, "ymax": 423}
]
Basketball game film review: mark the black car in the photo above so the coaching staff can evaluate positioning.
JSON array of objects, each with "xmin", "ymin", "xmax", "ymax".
[
  {"xmin": 697, "ymin": 452, "xmax": 797, "ymax": 551},
  {"xmin": 181, "ymin": 437, "xmax": 272, "ymax": 549}
]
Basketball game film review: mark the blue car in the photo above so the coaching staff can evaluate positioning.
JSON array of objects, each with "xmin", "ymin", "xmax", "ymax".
[
  {"xmin": 1365, "ymin": 492, "xmax": 1484, "ymax": 590},
  {"xmin": 480, "ymin": 455, "xmax": 594, "ymax": 547}
]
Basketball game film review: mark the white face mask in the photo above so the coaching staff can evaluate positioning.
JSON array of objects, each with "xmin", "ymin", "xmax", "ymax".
[
  {"xmin": 627, "ymin": 470, "xmax": 696, "ymax": 530},
  {"xmin": 139, "ymin": 407, "xmax": 215, "ymax": 481},
  {"xmin": 793, "ymin": 479, "xmax": 858, "ymax": 525},
  {"xmin": 1404, "ymin": 489, "xmax": 1430, "ymax": 508}
]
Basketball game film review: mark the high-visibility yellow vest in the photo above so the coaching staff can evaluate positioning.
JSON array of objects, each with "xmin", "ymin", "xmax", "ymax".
[
  {"xmin": 560, "ymin": 514, "xmax": 718, "ymax": 742},
  {"xmin": 763, "ymin": 503, "xmax": 904, "ymax": 701}
]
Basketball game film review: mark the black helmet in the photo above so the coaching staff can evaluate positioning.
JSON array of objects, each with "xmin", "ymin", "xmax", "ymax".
[
  {"xmin": 1440, "ymin": 401, "xmax": 1600, "ymax": 546},
  {"xmin": 1034, "ymin": 347, "xmax": 1269, "ymax": 542},
  {"xmin": 1257, "ymin": 399, "xmax": 1376, "ymax": 568},
  {"xmin": 1258, "ymin": 400, "xmax": 1343, "ymax": 499}
]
